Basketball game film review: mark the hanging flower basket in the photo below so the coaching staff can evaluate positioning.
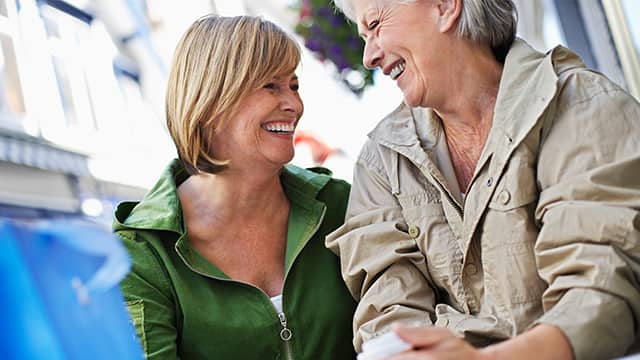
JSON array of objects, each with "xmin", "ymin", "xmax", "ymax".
[{"xmin": 294, "ymin": 0, "xmax": 374, "ymax": 95}]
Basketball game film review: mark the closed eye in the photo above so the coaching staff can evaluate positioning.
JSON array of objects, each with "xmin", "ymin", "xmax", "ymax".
[{"xmin": 367, "ymin": 20, "xmax": 379, "ymax": 31}]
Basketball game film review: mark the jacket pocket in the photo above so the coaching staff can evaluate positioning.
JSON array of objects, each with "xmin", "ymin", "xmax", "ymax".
[
  {"xmin": 487, "ymin": 168, "xmax": 538, "ymax": 212},
  {"xmin": 397, "ymin": 196, "xmax": 461, "ymax": 296},
  {"xmin": 126, "ymin": 300, "xmax": 147, "ymax": 354},
  {"xmin": 482, "ymin": 162, "xmax": 547, "ymax": 305}
]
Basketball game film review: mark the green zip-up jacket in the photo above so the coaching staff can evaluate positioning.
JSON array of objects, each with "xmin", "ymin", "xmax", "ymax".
[{"xmin": 113, "ymin": 159, "xmax": 357, "ymax": 360}]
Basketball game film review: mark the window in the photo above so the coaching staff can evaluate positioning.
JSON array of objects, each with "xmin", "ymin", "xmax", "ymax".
[
  {"xmin": 602, "ymin": 0, "xmax": 640, "ymax": 99},
  {"xmin": 41, "ymin": 3, "xmax": 97, "ymax": 131},
  {"xmin": 0, "ymin": 0, "xmax": 26, "ymax": 131}
]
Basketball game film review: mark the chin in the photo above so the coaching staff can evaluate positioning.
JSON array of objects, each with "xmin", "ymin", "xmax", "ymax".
[
  {"xmin": 276, "ymin": 152, "xmax": 295, "ymax": 166},
  {"xmin": 403, "ymin": 96, "xmax": 421, "ymax": 108}
]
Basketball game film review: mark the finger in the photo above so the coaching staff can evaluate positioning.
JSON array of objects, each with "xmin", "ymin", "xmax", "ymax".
[{"xmin": 393, "ymin": 324, "xmax": 452, "ymax": 348}]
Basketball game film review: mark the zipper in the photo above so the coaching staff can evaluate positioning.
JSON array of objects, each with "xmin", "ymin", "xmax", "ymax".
[
  {"xmin": 278, "ymin": 312, "xmax": 294, "ymax": 360},
  {"xmin": 176, "ymin": 207, "xmax": 325, "ymax": 360},
  {"xmin": 177, "ymin": 255, "xmax": 295, "ymax": 359},
  {"xmin": 275, "ymin": 205, "xmax": 327, "ymax": 360}
]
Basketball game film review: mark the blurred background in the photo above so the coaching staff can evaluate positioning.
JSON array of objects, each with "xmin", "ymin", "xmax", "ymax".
[{"xmin": 0, "ymin": 0, "xmax": 638, "ymax": 225}]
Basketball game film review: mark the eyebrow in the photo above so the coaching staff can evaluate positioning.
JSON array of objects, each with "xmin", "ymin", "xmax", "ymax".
[
  {"xmin": 357, "ymin": 11, "xmax": 373, "ymax": 39},
  {"xmin": 272, "ymin": 75, "xmax": 298, "ymax": 81}
]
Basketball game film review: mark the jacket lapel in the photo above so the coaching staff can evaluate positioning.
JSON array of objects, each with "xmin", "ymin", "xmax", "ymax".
[
  {"xmin": 369, "ymin": 104, "xmax": 466, "ymax": 242},
  {"xmin": 281, "ymin": 165, "xmax": 329, "ymax": 274}
]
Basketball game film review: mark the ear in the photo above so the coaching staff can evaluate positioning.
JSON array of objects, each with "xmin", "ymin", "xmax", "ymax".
[{"xmin": 435, "ymin": 0, "xmax": 462, "ymax": 33}]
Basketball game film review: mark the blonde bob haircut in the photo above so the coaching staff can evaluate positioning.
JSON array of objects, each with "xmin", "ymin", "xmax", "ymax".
[{"xmin": 165, "ymin": 15, "xmax": 301, "ymax": 175}]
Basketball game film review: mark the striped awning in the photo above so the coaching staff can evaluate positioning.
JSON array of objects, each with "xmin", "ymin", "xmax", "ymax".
[{"xmin": 0, "ymin": 128, "xmax": 90, "ymax": 177}]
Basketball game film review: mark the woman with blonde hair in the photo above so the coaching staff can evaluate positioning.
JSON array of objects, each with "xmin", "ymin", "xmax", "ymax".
[
  {"xmin": 114, "ymin": 15, "xmax": 356, "ymax": 359},
  {"xmin": 326, "ymin": 0, "xmax": 640, "ymax": 359}
]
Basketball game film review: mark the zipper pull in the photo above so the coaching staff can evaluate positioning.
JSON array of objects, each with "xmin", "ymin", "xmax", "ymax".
[{"xmin": 278, "ymin": 312, "xmax": 292, "ymax": 341}]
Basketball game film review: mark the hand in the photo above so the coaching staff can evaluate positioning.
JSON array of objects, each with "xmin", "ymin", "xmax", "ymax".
[{"xmin": 388, "ymin": 324, "xmax": 488, "ymax": 360}]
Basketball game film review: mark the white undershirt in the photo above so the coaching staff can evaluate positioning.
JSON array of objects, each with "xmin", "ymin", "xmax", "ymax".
[
  {"xmin": 421, "ymin": 114, "xmax": 464, "ymax": 205},
  {"xmin": 270, "ymin": 294, "xmax": 283, "ymax": 313}
]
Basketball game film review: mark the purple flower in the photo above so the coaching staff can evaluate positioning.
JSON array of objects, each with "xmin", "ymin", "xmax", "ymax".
[
  {"xmin": 316, "ymin": 6, "xmax": 331, "ymax": 17},
  {"xmin": 329, "ymin": 14, "xmax": 343, "ymax": 27},
  {"xmin": 310, "ymin": 24, "xmax": 323, "ymax": 36},
  {"xmin": 347, "ymin": 36, "xmax": 361, "ymax": 50},
  {"xmin": 305, "ymin": 38, "xmax": 323, "ymax": 52},
  {"xmin": 328, "ymin": 44, "xmax": 343, "ymax": 57},
  {"xmin": 336, "ymin": 58, "xmax": 351, "ymax": 71}
]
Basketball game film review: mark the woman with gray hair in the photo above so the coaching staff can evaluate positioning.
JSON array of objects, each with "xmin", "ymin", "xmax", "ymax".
[{"xmin": 326, "ymin": 0, "xmax": 640, "ymax": 359}]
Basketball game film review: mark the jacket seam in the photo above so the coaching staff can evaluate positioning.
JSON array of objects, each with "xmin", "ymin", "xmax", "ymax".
[{"xmin": 358, "ymin": 147, "xmax": 388, "ymax": 180}]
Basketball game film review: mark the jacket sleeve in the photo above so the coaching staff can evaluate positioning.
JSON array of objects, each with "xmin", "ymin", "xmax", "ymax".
[
  {"xmin": 326, "ymin": 142, "xmax": 436, "ymax": 352},
  {"xmin": 532, "ymin": 70, "xmax": 640, "ymax": 360},
  {"xmin": 118, "ymin": 231, "xmax": 180, "ymax": 360}
]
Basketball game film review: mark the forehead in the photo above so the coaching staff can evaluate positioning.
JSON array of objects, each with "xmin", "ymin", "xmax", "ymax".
[{"xmin": 352, "ymin": 0, "xmax": 385, "ymax": 20}]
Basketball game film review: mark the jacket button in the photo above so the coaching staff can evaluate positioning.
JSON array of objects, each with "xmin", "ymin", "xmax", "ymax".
[
  {"xmin": 487, "ymin": 177, "xmax": 494, "ymax": 187},
  {"xmin": 435, "ymin": 317, "xmax": 449, "ymax": 327},
  {"xmin": 498, "ymin": 190, "xmax": 511, "ymax": 204},
  {"xmin": 408, "ymin": 225, "xmax": 420, "ymax": 238},
  {"xmin": 465, "ymin": 263, "xmax": 478, "ymax": 276}
]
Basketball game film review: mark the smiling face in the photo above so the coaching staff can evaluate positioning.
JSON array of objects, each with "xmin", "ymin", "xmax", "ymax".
[
  {"xmin": 165, "ymin": 16, "xmax": 303, "ymax": 175},
  {"xmin": 354, "ymin": 0, "xmax": 455, "ymax": 108},
  {"xmin": 209, "ymin": 73, "xmax": 303, "ymax": 172}
]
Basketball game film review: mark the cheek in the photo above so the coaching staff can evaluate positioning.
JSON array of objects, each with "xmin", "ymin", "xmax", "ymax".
[{"xmin": 411, "ymin": 52, "xmax": 431, "ymax": 85}]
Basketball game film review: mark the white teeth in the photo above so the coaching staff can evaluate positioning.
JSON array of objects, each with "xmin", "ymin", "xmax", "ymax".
[
  {"xmin": 262, "ymin": 123, "xmax": 295, "ymax": 133},
  {"xmin": 390, "ymin": 61, "xmax": 405, "ymax": 80}
]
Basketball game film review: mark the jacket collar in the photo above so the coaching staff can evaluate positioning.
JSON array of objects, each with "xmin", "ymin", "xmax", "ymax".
[
  {"xmin": 112, "ymin": 159, "xmax": 331, "ymax": 235},
  {"xmin": 368, "ymin": 104, "xmax": 421, "ymax": 147},
  {"xmin": 476, "ymin": 39, "xmax": 584, "ymax": 177},
  {"xmin": 113, "ymin": 159, "xmax": 187, "ymax": 234}
]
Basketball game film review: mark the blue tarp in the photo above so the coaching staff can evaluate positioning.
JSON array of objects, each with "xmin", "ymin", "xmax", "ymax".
[{"xmin": 0, "ymin": 219, "xmax": 142, "ymax": 359}]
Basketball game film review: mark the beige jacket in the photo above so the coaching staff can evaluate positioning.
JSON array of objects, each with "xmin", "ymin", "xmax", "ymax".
[{"xmin": 326, "ymin": 39, "xmax": 640, "ymax": 360}]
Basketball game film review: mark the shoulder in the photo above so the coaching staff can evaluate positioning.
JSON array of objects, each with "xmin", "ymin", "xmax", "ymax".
[
  {"xmin": 354, "ymin": 137, "xmax": 399, "ymax": 184},
  {"xmin": 308, "ymin": 166, "xmax": 351, "ymax": 205},
  {"xmin": 537, "ymin": 51, "xmax": 640, "ymax": 184},
  {"xmin": 546, "ymin": 45, "xmax": 630, "ymax": 108},
  {"xmin": 307, "ymin": 166, "xmax": 350, "ymax": 191},
  {"xmin": 549, "ymin": 67, "xmax": 639, "ymax": 135},
  {"xmin": 556, "ymin": 68, "xmax": 628, "ymax": 110},
  {"xmin": 282, "ymin": 164, "xmax": 351, "ymax": 216}
]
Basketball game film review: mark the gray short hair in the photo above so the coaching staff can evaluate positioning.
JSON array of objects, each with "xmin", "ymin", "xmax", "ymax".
[{"xmin": 333, "ymin": 0, "xmax": 517, "ymax": 57}]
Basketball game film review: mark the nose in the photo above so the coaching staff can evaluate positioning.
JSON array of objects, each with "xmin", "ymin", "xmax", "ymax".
[
  {"xmin": 363, "ymin": 38, "xmax": 383, "ymax": 69},
  {"xmin": 281, "ymin": 89, "xmax": 304, "ymax": 118}
]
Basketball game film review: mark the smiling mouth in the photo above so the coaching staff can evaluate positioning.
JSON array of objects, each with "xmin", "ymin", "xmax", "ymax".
[
  {"xmin": 261, "ymin": 122, "xmax": 295, "ymax": 135},
  {"xmin": 390, "ymin": 61, "xmax": 406, "ymax": 80}
]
